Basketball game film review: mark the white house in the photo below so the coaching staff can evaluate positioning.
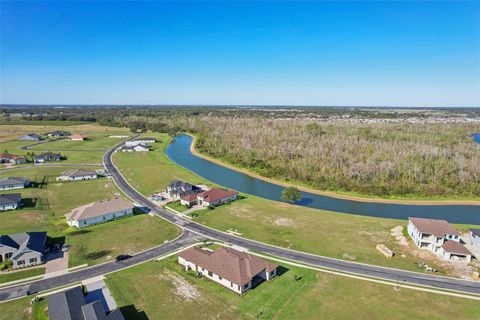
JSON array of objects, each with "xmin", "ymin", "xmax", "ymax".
[
  {"xmin": 66, "ymin": 198, "xmax": 134, "ymax": 228},
  {"xmin": 197, "ymin": 188, "xmax": 238, "ymax": 207},
  {"xmin": 166, "ymin": 180, "xmax": 195, "ymax": 199},
  {"xmin": 56, "ymin": 169, "xmax": 98, "ymax": 182},
  {"xmin": 0, "ymin": 177, "xmax": 30, "ymax": 191},
  {"xmin": 0, "ymin": 193, "xmax": 22, "ymax": 211},
  {"xmin": 69, "ymin": 134, "xmax": 88, "ymax": 141},
  {"xmin": 408, "ymin": 217, "xmax": 471, "ymax": 262},
  {"xmin": 125, "ymin": 137, "xmax": 157, "ymax": 147},
  {"xmin": 470, "ymin": 229, "xmax": 480, "ymax": 251},
  {"xmin": 18, "ymin": 134, "xmax": 41, "ymax": 141},
  {"xmin": 178, "ymin": 246, "xmax": 278, "ymax": 294}
]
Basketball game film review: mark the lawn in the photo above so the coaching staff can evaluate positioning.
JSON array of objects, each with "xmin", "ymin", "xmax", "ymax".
[
  {"xmin": 112, "ymin": 132, "xmax": 480, "ymax": 275},
  {"xmin": 104, "ymin": 256, "xmax": 480, "ymax": 320},
  {"xmin": 112, "ymin": 133, "xmax": 205, "ymax": 195},
  {"xmin": 0, "ymin": 297, "xmax": 48, "ymax": 320},
  {"xmin": 166, "ymin": 201, "xmax": 189, "ymax": 213},
  {"xmin": 0, "ymin": 268, "xmax": 45, "ymax": 284},
  {"xmin": 0, "ymin": 166, "xmax": 180, "ymax": 271}
]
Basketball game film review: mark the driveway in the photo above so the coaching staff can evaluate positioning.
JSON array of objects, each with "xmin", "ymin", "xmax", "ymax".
[
  {"xmin": 44, "ymin": 252, "xmax": 69, "ymax": 275},
  {"xmin": 84, "ymin": 278, "xmax": 117, "ymax": 312}
]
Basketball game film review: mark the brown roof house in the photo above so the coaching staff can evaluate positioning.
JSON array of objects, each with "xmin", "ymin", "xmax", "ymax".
[
  {"xmin": 66, "ymin": 198, "xmax": 134, "ymax": 228},
  {"xmin": 178, "ymin": 246, "xmax": 278, "ymax": 294},
  {"xmin": 70, "ymin": 134, "xmax": 88, "ymax": 141},
  {"xmin": 0, "ymin": 153, "xmax": 26, "ymax": 164},
  {"xmin": 197, "ymin": 188, "xmax": 238, "ymax": 207},
  {"xmin": 408, "ymin": 217, "xmax": 472, "ymax": 262}
]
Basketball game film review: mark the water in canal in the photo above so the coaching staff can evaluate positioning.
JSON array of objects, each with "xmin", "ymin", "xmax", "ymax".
[{"xmin": 166, "ymin": 134, "xmax": 480, "ymax": 224}]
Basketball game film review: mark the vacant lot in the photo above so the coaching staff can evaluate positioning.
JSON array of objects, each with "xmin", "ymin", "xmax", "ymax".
[
  {"xmin": 113, "ymin": 134, "xmax": 479, "ymax": 275},
  {"xmin": 0, "ymin": 166, "xmax": 180, "ymax": 270},
  {"xmin": 112, "ymin": 133, "xmax": 205, "ymax": 195},
  {"xmin": 104, "ymin": 256, "xmax": 480, "ymax": 320},
  {"xmin": 0, "ymin": 296, "xmax": 47, "ymax": 320}
]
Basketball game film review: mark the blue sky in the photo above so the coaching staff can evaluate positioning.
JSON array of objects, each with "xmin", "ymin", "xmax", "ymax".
[{"xmin": 1, "ymin": 1, "xmax": 479, "ymax": 107}]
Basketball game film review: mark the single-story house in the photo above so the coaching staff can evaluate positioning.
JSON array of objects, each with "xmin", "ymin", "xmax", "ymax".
[
  {"xmin": 180, "ymin": 193, "xmax": 198, "ymax": 207},
  {"xmin": 47, "ymin": 130, "xmax": 71, "ymax": 138},
  {"xmin": 34, "ymin": 152, "xmax": 62, "ymax": 163},
  {"xmin": 69, "ymin": 134, "xmax": 88, "ymax": 141},
  {"xmin": 0, "ymin": 232, "xmax": 46, "ymax": 269},
  {"xmin": 178, "ymin": 246, "xmax": 278, "ymax": 294},
  {"xmin": 197, "ymin": 188, "xmax": 238, "ymax": 207},
  {"xmin": 66, "ymin": 198, "xmax": 134, "ymax": 228},
  {"xmin": 125, "ymin": 137, "xmax": 157, "ymax": 147},
  {"xmin": 0, "ymin": 177, "xmax": 30, "ymax": 191},
  {"xmin": 57, "ymin": 169, "xmax": 98, "ymax": 182},
  {"xmin": 0, "ymin": 153, "xmax": 27, "ymax": 164},
  {"xmin": 132, "ymin": 143, "xmax": 150, "ymax": 152},
  {"xmin": 48, "ymin": 286, "xmax": 125, "ymax": 320},
  {"xmin": 470, "ymin": 229, "xmax": 480, "ymax": 251},
  {"xmin": 439, "ymin": 241, "xmax": 472, "ymax": 262},
  {"xmin": 166, "ymin": 180, "xmax": 196, "ymax": 199},
  {"xmin": 407, "ymin": 217, "xmax": 472, "ymax": 262},
  {"xmin": 18, "ymin": 133, "xmax": 41, "ymax": 141},
  {"xmin": 0, "ymin": 193, "xmax": 22, "ymax": 211}
]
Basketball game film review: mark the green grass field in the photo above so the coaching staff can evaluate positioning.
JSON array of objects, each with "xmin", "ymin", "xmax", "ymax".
[
  {"xmin": 0, "ymin": 296, "xmax": 48, "ymax": 320},
  {"xmin": 111, "ymin": 133, "xmax": 480, "ymax": 275},
  {"xmin": 166, "ymin": 201, "xmax": 189, "ymax": 213},
  {"xmin": 103, "ymin": 256, "xmax": 480, "ymax": 320},
  {"xmin": 112, "ymin": 133, "xmax": 205, "ymax": 195},
  {"xmin": 0, "ymin": 268, "xmax": 45, "ymax": 284}
]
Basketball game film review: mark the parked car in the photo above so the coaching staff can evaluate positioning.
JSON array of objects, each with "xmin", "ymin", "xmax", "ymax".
[
  {"xmin": 115, "ymin": 254, "xmax": 132, "ymax": 262},
  {"xmin": 61, "ymin": 244, "xmax": 69, "ymax": 252}
]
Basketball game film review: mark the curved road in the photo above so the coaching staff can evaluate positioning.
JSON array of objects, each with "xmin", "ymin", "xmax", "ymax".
[{"xmin": 104, "ymin": 137, "xmax": 480, "ymax": 296}]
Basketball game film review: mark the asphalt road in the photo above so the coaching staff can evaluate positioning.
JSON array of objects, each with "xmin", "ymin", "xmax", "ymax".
[
  {"xmin": 104, "ymin": 137, "xmax": 480, "ymax": 295},
  {"xmin": 0, "ymin": 230, "xmax": 204, "ymax": 302}
]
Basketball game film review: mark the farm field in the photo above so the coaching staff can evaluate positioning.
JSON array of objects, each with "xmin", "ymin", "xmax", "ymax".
[
  {"xmin": 112, "ymin": 132, "xmax": 480, "ymax": 276},
  {"xmin": 103, "ymin": 256, "xmax": 480, "ymax": 320}
]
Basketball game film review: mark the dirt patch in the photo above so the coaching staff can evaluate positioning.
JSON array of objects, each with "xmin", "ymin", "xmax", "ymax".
[
  {"xmin": 273, "ymin": 217, "xmax": 297, "ymax": 228},
  {"xmin": 157, "ymin": 269, "xmax": 202, "ymax": 301},
  {"xmin": 390, "ymin": 226, "xmax": 408, "ymax": 246},
  {"xmin": 104, "ymin": 183, "xmax": 112, "ymax": 188}
]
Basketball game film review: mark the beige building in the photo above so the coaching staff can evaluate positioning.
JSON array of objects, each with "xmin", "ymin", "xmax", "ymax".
[
  {"xmin": 57, "ymin": 169, "xmax": 98, "ymax": 181},
  {"xmin": 178, "ymin": 246, "xmax": 278, "ymax": 294},
  {"xmin": 66, "ymin": 198, "xmax": 134, "ymax": 228}
]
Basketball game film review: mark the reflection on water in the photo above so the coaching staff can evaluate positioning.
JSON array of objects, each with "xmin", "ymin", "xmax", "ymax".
[{"xmin": 166, "ymin": 134, "xmax": 480, "ymax": 224}]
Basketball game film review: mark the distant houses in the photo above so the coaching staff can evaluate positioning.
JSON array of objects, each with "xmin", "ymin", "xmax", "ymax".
[
  {"xmin": 408, "ymin": 217, "xmax": 472, "ymax": 262},
  {"xmin": 47, "ymin": 130, "xmax": 71, "ymax": 138},
  {"xmin": 66, "ymin": 198, "xmax": 134, "ymax": 228},
  {"xmin": 48, "ymin": 286, "xmax": 125, "ymax": 320},
  {"xmin": 178, "ymin": 246, "xmax": 278, "ymax": 294},
  {"xmin": 0, "ymin": 153, "xmax": 27, "ymax": 164},
  {"xmin": 18, "ymin": 133, "xmax": 41, "ymax": 141},
  {"xmin": 197, "ymin": 189, "xmax": 238, "ymax": 207},
  {"xmin": 34, "ymin": 152, "xmax": 63, "ymax": 163},
  {"xmin": 0, "ymin": 232, "xmax": 46, "ymax": 269},
  {"xmin": 120, "ymin": 143, "xmax": 150, "ymax": 152},
  {"xmin": 125, "ymin": 137, "xmax": 157, "ymax": 147},
  {"xmin": 57, "ymin": 169, "xmax": 98, "ymax": 182},
  {"xmin": 0, "ymin": 193, "xmax": 22, "ymax": 211},
  {"xmin": 69, "ymin": 134, "xmax": 88, "ymax": 141},
  {"xmin": 0, "ymin": 177, "xmax": 30, "ymax": 191}
]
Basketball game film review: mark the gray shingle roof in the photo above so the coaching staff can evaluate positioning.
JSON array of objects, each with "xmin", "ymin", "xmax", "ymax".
[
  {"xmin": 60, "ymin": 169, "xmax": 97, "ymax": 178},
  {"xmin": 471, "ymin": 229, "xmax": 480, "ymax": 238},
  {"xmin": 0, "ymin": 232, "xmax": 46, "ymax": 258},
  {"xmin": 0, "ymin": 177, "xmax": 29, "ymax": 186},
  {"xmin": 48, "ymin": 287, "xmax": 86, "ymax": 320},
  {"xmin": 0, "ymin": 193, "xmax": 21, "ymax": 205}
]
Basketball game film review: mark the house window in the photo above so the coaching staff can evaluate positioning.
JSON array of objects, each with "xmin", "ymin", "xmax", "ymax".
[
  {"xmin": 103, "ymin": 216, "xmax": 105, "ymax": 220},
  {"xmin": 230, "ymin": 282, "xmax": 233, "ymax": 287},
  {"xmin": 243, "ymin": 284, "xmax": 249, "ymax": 289},
  {"xmin": 29, "ymin": 258, "xmax": 37, "ymax": 263},
  {"xmin": 208, "ymin": 271, "xmax": 213, "ymax": 277},
  {"xmin": 17, "ymin": 260, "xmax": 25, "ymax": 265},
  {"xmin": 219, "ymin": 276, "xmax": 222, "ymax": 280},
  {"xmin": 270, "ymin": 271, "xmax": 275, "ymax": 276}
]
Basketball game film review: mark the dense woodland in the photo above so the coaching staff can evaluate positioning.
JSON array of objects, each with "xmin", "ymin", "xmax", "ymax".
[{"xmin": 1, "ymin": 106, "xmax": 479, "ymax": 198}]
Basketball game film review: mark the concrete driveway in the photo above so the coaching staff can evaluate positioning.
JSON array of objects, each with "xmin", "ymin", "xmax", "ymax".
[{"xmin": 45, "ymin": 251, "xmax": 69, "ymax": 275}]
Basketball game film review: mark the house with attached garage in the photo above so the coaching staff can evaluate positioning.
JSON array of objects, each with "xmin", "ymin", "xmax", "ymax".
[
  {"xmin": 125, "ymin": 137, "xmax": 157, "ymax": 147},
  {"xmin": 66, "ymin": 198, "xmax": 134, "ymax": 228},
  {"xmin": 34, "ymin": 152, "xmax": 63, "ymax": 163},
  {"xmin": 0, "ymin": 232, "xmax": 46, "ymax": 269},
  {"xmin": 0, "ymin": 153, "xmax": 26, "ymax": 164},
  {"xmin": 18, "ymin": 133, "xmax": 41, "ymax": 141},
  {"xmin": 48, "ymin": 286, "xmax": 125, "ymax": 320},
  {"xmin": 178, "ymin": 246, "xmax": 278, "ymax": 294},
  {"xmin": 0, "ymin": 177, "xmax": 30, "ymax": 191},
  {"xmin": 197, "ymin": 188, "xmax": 238, "ymax": 207},
  {"xmin": 408, "ymin": 217, "xmax": 472, "ymax": 262},
  {"xmin": 0, "ymin": 193, "xmax": 22, "ymax": 211},
  {"xmin": 57, "ymin": 169, "xmax": 98, "ymax": 182},
  {"xmin": 69, "ymin": 134, "xmax": 88, "ymax": 141}
]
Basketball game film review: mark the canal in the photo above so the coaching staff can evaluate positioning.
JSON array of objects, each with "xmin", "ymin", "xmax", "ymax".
[{"xmin": 166, "ymin": 134, "xmax": 480, "ymax": 224}]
